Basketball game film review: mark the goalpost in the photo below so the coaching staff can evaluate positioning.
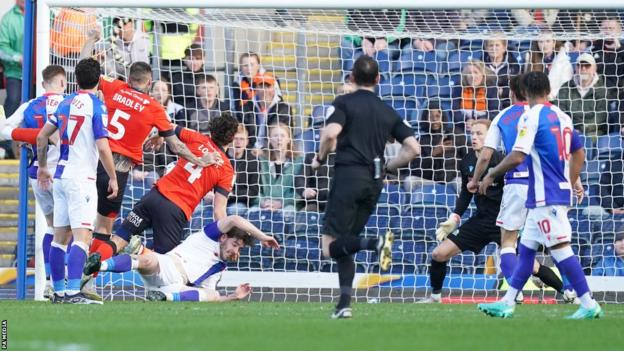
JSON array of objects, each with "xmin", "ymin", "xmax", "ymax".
[{"xmin": 20, "ymin": 0, "xmax": 624, "ymax": 303}]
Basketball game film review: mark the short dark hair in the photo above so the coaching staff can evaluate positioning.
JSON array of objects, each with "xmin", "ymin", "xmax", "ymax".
[
  {"xmin": 128, "ymin": 61, "xmax": 152, "ymax": 85},
  {"xmin": 509, "ymin": 74, "xmax": 526, "ymax": 101},
  {"xmin": 75, "ymin": 58, "xmax": 101, "ymax": 89},
  {"xmin": 351, "ymin": 55, "xmax": 379, "ymax": 87},
  {"xmin": 239, "ymin": 52, "xmax": 260, "ymax": 65},
  {"xmin": 521, "ymin": 71, "xmax": 550, "ymax": 99},
  {"xmin": 209, "ymin": 112, "xmax": 239, "ymax": 147},
  {"xmin": 42, "ymin": 65, "xmax": 66, "ymax": 83},
  {"xmin": 225, "ymin": 227, "xmax": 255, "ymax": 247},
  {"xmin": 196, "ymin": 74, "xmax": 218, "ymax": 86},
  {"xmin": 184, "ymin": 43, "xmax": 204, "ymax": 59}
]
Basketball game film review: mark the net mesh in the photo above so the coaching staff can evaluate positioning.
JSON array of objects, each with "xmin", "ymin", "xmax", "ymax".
[{"xmin": 35, "ymin": 7, "xmax": 624, "ymax": 302}]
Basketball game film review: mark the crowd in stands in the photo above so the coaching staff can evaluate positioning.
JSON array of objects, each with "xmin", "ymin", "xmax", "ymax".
[{"xmin": 2, "ymin": 4, "xmax": 624, "ymax": 276}]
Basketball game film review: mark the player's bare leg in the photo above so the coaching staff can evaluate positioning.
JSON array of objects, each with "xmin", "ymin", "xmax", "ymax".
[{"xmin": 418, "ymin": 239, "xmax": 461, "ymax": 304}]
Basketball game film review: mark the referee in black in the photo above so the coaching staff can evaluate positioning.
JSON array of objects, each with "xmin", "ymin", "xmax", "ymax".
[{"xmin": 312, "ymin": 56, "xmax": 420, "ymax": 319}]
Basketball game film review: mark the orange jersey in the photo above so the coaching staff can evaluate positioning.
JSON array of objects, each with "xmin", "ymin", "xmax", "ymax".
[
  {"xmin": 156, "ymin": 127, "xmax": 234, "ymax": 219},
  {"xmin": 99, "ymin": 76, "xmax": 174, "ymax": 164}
]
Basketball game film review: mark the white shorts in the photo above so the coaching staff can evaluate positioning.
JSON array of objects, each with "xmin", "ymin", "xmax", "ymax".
[
  {"xmin": 521, "ymin": 206, "xmax": 572, "ymax": 248},
  {"xmin": 29, "ymin": 178, "xmax": 54, "ymax": 216},
  {"xmin": 496, "ymin": 183, "xmax": 529, "ymax": 231},
  {"xmin": 140, "ymin": 253, "xmax": 185, "ymax": 290},
  {"xmin": 52, "ymin": 178, "xmax": 98, "ymax": 230}
]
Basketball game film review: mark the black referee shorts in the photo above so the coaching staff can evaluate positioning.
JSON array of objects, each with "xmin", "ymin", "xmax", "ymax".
[
  {"xmin": 96, "ymin": 161, "xmax": 130, "ymax": 219},
  {"xmin": 119, "ymin": 188, "xmax": 188, "ymax": 254},
  {"xmin": 323, "ymin": 166, "xmax": 383, "ymax": 238},
  {"xmin": 447, "ymin": 214, "xmax": 501, "ymax": 254}
]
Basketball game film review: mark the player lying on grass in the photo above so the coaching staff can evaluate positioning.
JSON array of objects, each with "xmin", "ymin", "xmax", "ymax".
[
  {"xmin": 418, "ymin": 119, "xmax": 565, "ymax": 304},
  {"xmin": 83, "ymin": 215, "xmax": 279, "ymax": 302}
]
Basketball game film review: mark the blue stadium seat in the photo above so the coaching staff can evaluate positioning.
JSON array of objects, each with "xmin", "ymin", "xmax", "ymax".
[
  {"xmin": 390, "ymin": 73, "xmax": 429, "ymax": 98},
  {"xmin": 450, "ymin": 252, "xmax": 477, "ymax": 274},
  {"xmin": 294, "ymin": 211, "xmax": 323, "ymax": 236},
  {"xmin": 582, "ymin": 159, "xmax": 602, "ymax": 184},
  {"xmin": 428, "ymin": 74, "xmax": 458, "ymax": 99},
  {"xmin": 283, "ymin": 237, "xmax": 321, "ymax": 271},
  {"xmin": 397, "ymin": 50, "xmax": 438, "ymax": 73},
  {"xmin": 310, "ymin": 104, "xmax": 331, "ymax": 126},
  {"xmin": 355, "ymin": 251, "xmax": 378, "ymax": 272},
  {"xmin": 590, "ymin": 243, "xmax": 615, "ymax": 271},
  {"xmin": 246, "ymin": 210, "xmax": 293, "ymax": 240},
  {"xmin": 596, "ymin": 133, "xmax": 624, "ymax": 159},
  {"xmin": 410, "ymin": 183, "xmax": 451, "ymax": 206},
  {"xmin": 378, "ymin": 183, "xmax": 407, "ymax": 206},
  {"xmin": 593, "ymin": 217, "xmax": 623, "ymax": 243},
  {"xmin": 382, "ymin": 96, "xmax": 419, "ymax": 123},
  {"xmin": 568, "ymin": 211, "xmax": 593, "ymax": 245},
  {"xmin": 397, "ymin": 205, "xmax": 449, "ymax": 239},
  {"xmin": 299, "ymin": 128, "xmax": 321, "ymax": 154},
  {"xmin": 580, "ymin": 133, "xmax": 596, "ymax": 160}
]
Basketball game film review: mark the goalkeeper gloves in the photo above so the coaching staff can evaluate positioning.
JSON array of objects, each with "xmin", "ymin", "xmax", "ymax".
[{"xmin": 435, "ymin": 213, "xmax": 461, "ymax": 241}]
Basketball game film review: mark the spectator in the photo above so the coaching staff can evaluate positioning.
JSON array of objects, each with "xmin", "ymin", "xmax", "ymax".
[
  {"xmin": 227, "ymin": 124, "xmax": 260, "ymax": 215},
  {"xmin": 403, "ymin": 100, "xmax": 467, "ymax": 191},
  {"xmin": 148, "ymin": 78, "xmax": 185, "ymax": 177},
  {"xmin": 591, "ymin": 17, "xmax": 624, "ymax": 89},
  {"xmin": 231, "ymin": 52, "xmax": 282, "ymax": 114},
  {"xmin": 163, "ymin": 43, "xmax": 206, "ymax": 107},
  {"xmin": 182, "ymin": 74, "xmax": 229, "ymax": 134},
  {"xmin": 599, "ymin": 152, "xmax": 624, "ymax": 214},
  {"xmin": 523, "ymin": 30, "xmax": 565, "ymax": 74},
  {"xmin": 482, "ymin": 36, "xmax": 521, "ymax": 107},
  {"xmin": 241, "ymin": 72, "xmax": 293, "ymax": 151},
  {"xmin": 452, "ymin": 60, "xmax": 500, "ymax": 128},
  {"xmin": 592, "ymin": 233, "xmax": 624, "ymax": 276},
  {"xmin": 0, "ymin": 0, "xmax": 25, "ymax": 159},
  {"xmin": 511, "ymin": 9, "xmax": 559, "ymax": 28},
  {"xmin": 255, "ymin": 123, "xmax": 303, "ymax": 213},
  {"xmin": 556, "ymin": 53, "xmax": 617, "ymax": 137},
  {"xmin": 340, "ymin": 9, "xmax": 407, "ymax": 77},
  {"xmin": 296, "ymin": 151, "xmax": 334, "ymax": 212},
  {"xmin": 80, "ymin": 18, "xmax": 150, "ymax": 80}
]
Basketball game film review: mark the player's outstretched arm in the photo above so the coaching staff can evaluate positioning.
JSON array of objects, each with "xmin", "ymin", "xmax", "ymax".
[
  {"xmin": 164, "ymin": 134, "xmax": 223, "ymax": 168},
  {"xmin": 386, "ymin": 136, "xmax": 420, "ymax": 173},
  {"xmin": 96, "ymin": 138, "xmax": 119, "ymax": 199},
  {"xmin": 204, "ymin": 283, "xmax": 252, "ymax": 302},
  {"xmin": 469, "ymin": 147, "xmax": 495, "ymax": 193},
  {"xmin": 217, "ymin": 215, "xmax": 280, "ymax": 249}
]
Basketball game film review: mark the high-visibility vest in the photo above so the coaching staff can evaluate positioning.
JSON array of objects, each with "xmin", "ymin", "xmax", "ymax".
[{"xmin": 50, "ymin": 8, "xmax": 98, "ymax": 56}]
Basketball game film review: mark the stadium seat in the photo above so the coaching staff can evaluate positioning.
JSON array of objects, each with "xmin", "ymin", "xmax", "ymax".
[
  {"xmin": 427, "ymin": 74, "xmax": 458, "ymax": 98},
  {"xmin": 392, "ymin": 73, "xmax": 429, "ymax": 99},
  {"xmin": 450, "ymin": 252, "xmax": 477, "ymax": 274},
  {"xmin": 246, "ymin": 210, "xmax": 294, "ymax": 240},
  {"xmin": 397, "ymin": 205, "xmax": 449, "ymax": 239},
  {"xmin": 283, "ymin": 237, "xmax": 321, "ymax": 271},
  {"xmin": 299, "ymin": 128, "xmax": 321, "ymax": 154},
  {"xmin": 294, "ymin": 211, "xmax": 323, "ymax": 236},
  {"xmin": 596, "ymin": 133, "xmax": 624, "ymax": 159},
  {"xmin": 590, "ymin": 243, "xmax": 615, "ymax": 272},
  {"xmin": 355, "ymin": 251, "xmax": 378, "ymax": 272},
  {"xmin": 582, "ymin": 159, "xmax": 602, "ymax": 184},
  {"xmin": 397, "ymin": 49, "xmax": 437, "ymax": 73},
  {"xmin": 382, "ymin": 96, "xmax": 419, "ymax": 124},
  {"xmin": 311, "ymin": 104, "xmax": 331, "ymax": 125},
  {"xmin": 410, "ymin": 183, "xmax": 451, "ymax": 206}
]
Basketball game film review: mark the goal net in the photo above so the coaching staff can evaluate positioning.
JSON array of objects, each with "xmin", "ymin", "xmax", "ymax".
[{"xmin": 30, "ymin": 5, "xmax": 624, "ymax": 303}]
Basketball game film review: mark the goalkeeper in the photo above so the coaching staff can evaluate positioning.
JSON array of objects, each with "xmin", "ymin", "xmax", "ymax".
[{"xmin": 418, "ymin": 119, "xmax": 564, "ymax": 303}]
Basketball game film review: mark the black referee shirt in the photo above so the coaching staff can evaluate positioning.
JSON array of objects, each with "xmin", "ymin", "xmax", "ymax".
[
  {"xmin": 326, "ymin": 89, "xmax": 414, "ymax": 167},
  {"xmin": 454, "ymin": 150, "xmax": 505, "ymax": 219}
]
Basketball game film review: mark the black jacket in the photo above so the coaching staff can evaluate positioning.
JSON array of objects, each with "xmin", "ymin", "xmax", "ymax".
[
  {"xmin": 228, "ymin": 150, "xmax": 260, "ymax": 207},
  {"xmin": 295, "ymin": 153, "xmax": 335, "ymax": 211},
  {"xmin": 600, "ymin": 154, "xmax": 624, "ymax": 210}
]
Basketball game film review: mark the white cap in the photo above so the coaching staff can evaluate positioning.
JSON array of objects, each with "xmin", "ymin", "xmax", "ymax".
[{"xmin": 577, "ymin": 53, "xmax": 597, "ymax": 66}]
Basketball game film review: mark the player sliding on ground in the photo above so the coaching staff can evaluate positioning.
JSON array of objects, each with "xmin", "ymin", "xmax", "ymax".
[
  {"xmin": 418, "ymin": 118, "xmax": 565, "ymax": 304},
  {"xmin": 83, "ymin": 215, "xmax": 279, "ymax": 302},
  {"xmin": 468, "ymin": 74, "xmax": 576, "ymax": 303},
  {"xmin": 83, "ymin": 112, "xmax": 237, "ymax": 286},
  {"xmin": 477, "ymin": 71, "xmax": 603, "ymax": 319}
]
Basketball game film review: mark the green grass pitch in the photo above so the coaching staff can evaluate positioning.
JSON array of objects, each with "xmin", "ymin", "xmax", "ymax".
[{"xmin": 1, "ymin": 301, "xmax": 623, "ymax": 351}]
